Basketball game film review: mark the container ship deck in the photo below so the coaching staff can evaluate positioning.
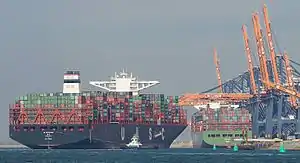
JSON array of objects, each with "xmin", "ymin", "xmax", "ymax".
[{"xmin": 9, "ymin": 70, "xmax": 188, "ymax": 149}]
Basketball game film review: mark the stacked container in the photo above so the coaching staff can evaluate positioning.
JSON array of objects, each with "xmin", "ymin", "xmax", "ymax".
[
  {"xmin": 191, "ymin": 106, "xmax": 251, "ymax": 131},
  {"xmin": 10, "ymin": 91, "xmax": 187, "ymax": 125}
]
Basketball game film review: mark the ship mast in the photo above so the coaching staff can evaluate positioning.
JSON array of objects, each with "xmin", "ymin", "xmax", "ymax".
[{"xmin": 89, "ymin": 69, "xmax": 160, "ymax": 95}]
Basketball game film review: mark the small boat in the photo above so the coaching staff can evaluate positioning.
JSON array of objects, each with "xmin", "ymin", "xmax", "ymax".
[{"xmin": 122, "ymin": 135, "xmax": 142, "ymax": 149}]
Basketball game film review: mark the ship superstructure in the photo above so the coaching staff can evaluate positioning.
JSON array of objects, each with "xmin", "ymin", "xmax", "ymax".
[
  {"xmin": 89, "ymin": 69, "xmax": 159, "ymax": 95},
  {"xmin": 63, "ymin": 70, "xmax": 81, "ymax": 94}
]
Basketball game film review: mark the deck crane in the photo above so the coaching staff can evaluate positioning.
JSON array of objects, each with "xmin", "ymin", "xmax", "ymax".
[
  {"xmin": 283, "ymin": 51, "xmax": 298, "ymax": 107},
  {"xmin": 263, "ymin": 4, "xmax": 280, "ymax": 85},
  {"xmin": 242, "ymin": 24, "xmax": 257, "ymax": 95},
  {"xmin": 213, "ymin": 48, "xmax": 223, "ymax": 93},
  {"xmin": 252, "ymin": 13, "xmax": 270, "ymax": 91}
]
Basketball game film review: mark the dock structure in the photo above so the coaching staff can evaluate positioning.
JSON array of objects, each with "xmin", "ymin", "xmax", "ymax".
[{"xmin": 199, "ymin": 4, "xmax": 300, "ymax": 140}]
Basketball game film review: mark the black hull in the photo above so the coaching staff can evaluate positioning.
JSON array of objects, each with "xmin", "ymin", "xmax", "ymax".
[{"xmin": 9, "ymin": 124, "xmax": 187, "ymax": 149}]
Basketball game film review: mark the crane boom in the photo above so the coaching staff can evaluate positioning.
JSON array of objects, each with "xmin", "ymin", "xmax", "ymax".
[
  {"xmin": 263, "ymin": 4, "xmax": 280, "ymax": 85},
  {"xmin": 261, "ymin": 80, "xmax": 300, "ymax": 98},
  {"xmin": 179, "ymin": 93, "xmax": 253, "ymax": 106},
  {"xmin": 252, "ymin": 13, "xmax": 270, "ymax": 90},
  {"xmin": 242, "ymin": 24, "xmax": 257, "ymax": 94},
  {"xmin": 213, "ymin": 48, "xmax": 222, "ymax": 93},
  {"xmin": 254, "ymin": 13, "xmax": 270, "ymax": 89},
  {"xmin": 283, "ymin": 52, "xmax": 298, "ymax": 107},
  {"xmin": 180, "ymin": 93, "xmax": 253, "ymax": 101}
]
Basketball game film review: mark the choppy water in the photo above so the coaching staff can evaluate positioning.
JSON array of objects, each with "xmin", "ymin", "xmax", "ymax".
[{"xmin": 0, "ymin": 148, "xmax": 298, "ymax": 163}]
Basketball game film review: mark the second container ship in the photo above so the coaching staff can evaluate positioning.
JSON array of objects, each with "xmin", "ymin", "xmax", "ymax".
[
  {"xmin": 191, "ymin": 102, "xmax": 252, "ymax": 148},
  {"xmin": 9, "ymin": 70, "xmax": 188, "ymax": 149}
]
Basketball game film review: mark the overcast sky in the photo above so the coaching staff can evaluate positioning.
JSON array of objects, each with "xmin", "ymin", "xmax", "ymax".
[{"xmin": 0, "ymin": 0, "xmax": 299, "ymax": 142}]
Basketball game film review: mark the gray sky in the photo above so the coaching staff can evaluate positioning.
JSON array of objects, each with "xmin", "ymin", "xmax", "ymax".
[{"xmin": 0, "ymin": 0, "xmax": 299, "ymax": 142}]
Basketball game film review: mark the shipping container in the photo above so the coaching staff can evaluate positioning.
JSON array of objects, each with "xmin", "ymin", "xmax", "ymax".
[
  {"xmin": 9, "ymin": 91, "xmax": 187, "ymax": 126},
  {"xmin": 191, "ymin": 106, "xmax": 251, "ymax": 132}
]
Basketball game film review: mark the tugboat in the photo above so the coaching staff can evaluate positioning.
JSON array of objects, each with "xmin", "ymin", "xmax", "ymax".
[{"xmin": 122, "ymin": 134, "xmax": 142, "ymax": 149}]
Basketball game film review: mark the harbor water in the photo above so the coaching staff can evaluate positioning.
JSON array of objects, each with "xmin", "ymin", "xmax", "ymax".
[{"xmin": 0, "ymin": 148, "xmax": 297, "ymax": 163}]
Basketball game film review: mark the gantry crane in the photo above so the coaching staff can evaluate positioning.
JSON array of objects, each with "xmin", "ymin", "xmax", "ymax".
[
  {"xmin": 283, "ymin": 51, "xmax": 298, "ymax": 107},
  {"xmin": 213, "ymin": 48, "xmax": 223, "ymax": 93},
  {"xmin": 244, "ymin": 4, "xmax": 281, "ymax": 94},
  {"xmin": 255, "ymin": 5, "xmax": 299, "ymax": 108},
  {"xmin": 252, "ymin": 12, "xmax": 270, "ymax": 91},
  {"xmin": 179, "ymin": 4, "xmax": 299, "ymax": 108},
  {"xmin": 179, "ymin": 48, "xmax": 253, "ymax": 106},
  {"xmin": 179, "ymin": 92, "xmax": 253, "ymax": 106},
  {"xmin": 263, "ymin": 4, "xmax": 280, "ymax": 85},
  {"xmin": 179, "ymin": 47, "xmax": 254, "ymax": 106},
  {"xmin": 242, "ymin": 24, "xmax": 257, "ymax": 95},
  {"xmin": 261, "ymin": 80, "xmax": 300, "ymax": 98}
]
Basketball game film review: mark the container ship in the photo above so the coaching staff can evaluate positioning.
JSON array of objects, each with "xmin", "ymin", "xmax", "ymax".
[
  {"xmin": 9, "ymin": 70, "xmax": 188, "ymax": 149},
  {"xmin": 191, "ymin": 102, "xmax": 252, "ymax": 148}
]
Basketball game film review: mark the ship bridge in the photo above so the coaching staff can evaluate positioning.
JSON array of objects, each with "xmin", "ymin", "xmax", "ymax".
[{"xmin": 89, "ymin": 69, "xmax": 159, "ymax": 95}]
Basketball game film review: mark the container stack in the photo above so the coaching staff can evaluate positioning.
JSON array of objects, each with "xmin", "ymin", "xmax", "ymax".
[
  {"xmin": 191, "ymin": 106, "xmax": 251, "ymax": 132},
  {"xmin": 9, "ymin": 91, "xmax": 187, "ymax": 125}
]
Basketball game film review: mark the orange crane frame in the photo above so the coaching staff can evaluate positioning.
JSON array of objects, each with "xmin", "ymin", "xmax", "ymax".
[
  {"xmin": 252, "ymin": 13, "xmax": 270, "ymax": 90},
  {"xmin": 256, "ymin": 5, "xmax": 299, "ymax": 108},
  {"xmin": 263, "ymin": 4, "xmax": 280, "ymax": 85},
  {"xmin": 242, "ymin": 24, "xmax": 257, "ymax": 94},
  {"xmin": 261, "ymin": 80, "xmax": 300, "ymax": 98},
  {"xmin": 179, "ymin": 93, "xmax": 253, "ymax": 106},
  {"xmin": 179, "ymin": 47, "xmax": 254, "ymax": 106},
  {"xmin": 213, "ymin": 48, "xmax": 223, "ymax": 93},
  {"xmin": 179, "ymin": 5, "xmax": 298, "ymax": 107},
  {"xmin": 283, "ymin": 52, "xmax": 298, "ymax": 107}
]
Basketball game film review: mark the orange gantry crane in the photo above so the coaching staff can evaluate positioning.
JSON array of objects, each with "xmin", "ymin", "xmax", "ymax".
[
  {"xmin": 283, "ymin": 52, "xmax": 298, "ymax": 107},
  {"xmin": 261, "ymin": 80, "xmax": 300, "ymax": 98},
  {"xmin": 262, "ymin": 4, "xmax": 280, "ymax": 85},
  {"xmin": 179, "ymin": 4, "xmax": 299, "ymax": 107},
  {"xmin": 256, "ymin": 4, "xmax": 299, "ymax": 108},
  {"xmin": 213, "ymin": 48, "xmax": 223, "ymax": 93},
  {"xmin": 252, "ymin": 12, "xmax": 270, "ymax": 91},
  {"xmin": 261, "ymin": 51, "xmax": 300, "ymax": 107},
  {"xmin": 179, "ymin": 92, "xmax": 253, "ymax": 106},
  {"xmin": 242, "ymin": 24, "xmax": 257, "ymax": 95},
  {"xmin": 179, "ymin": 48, "xmax": 253, "ymax": 106}
]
